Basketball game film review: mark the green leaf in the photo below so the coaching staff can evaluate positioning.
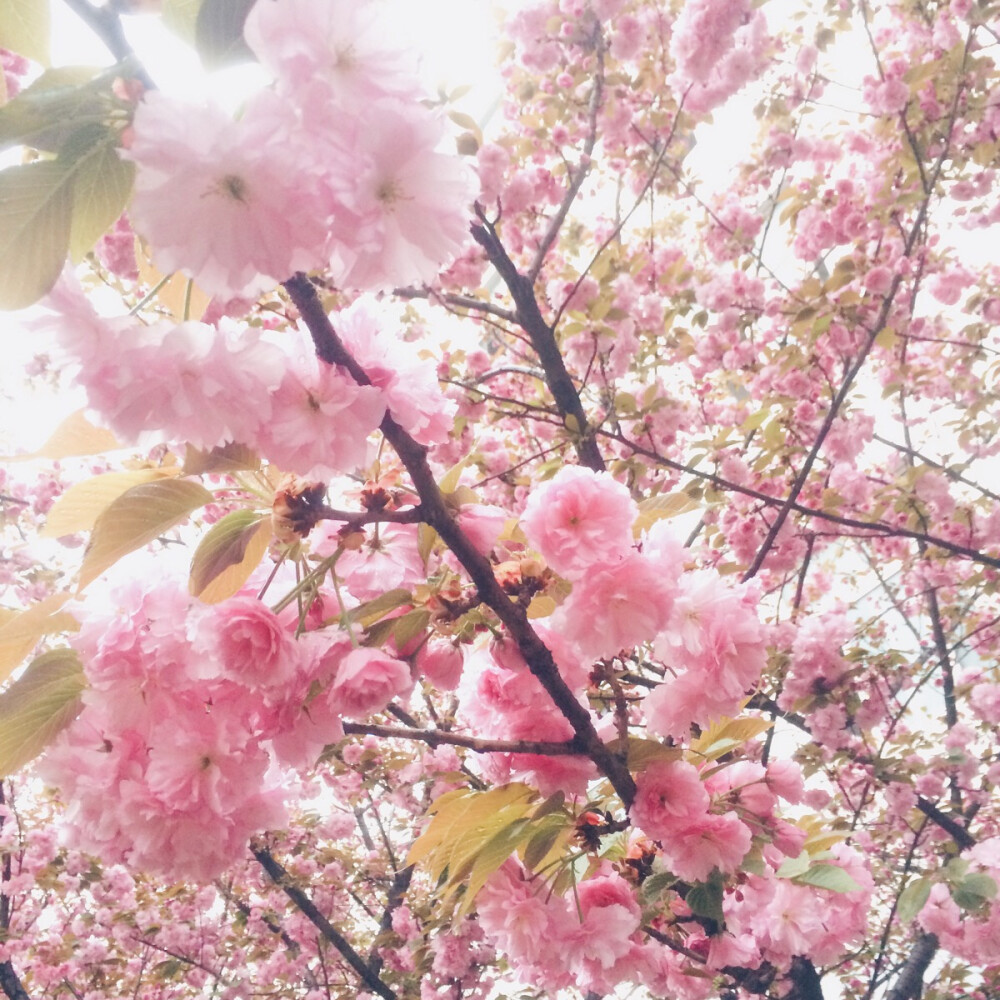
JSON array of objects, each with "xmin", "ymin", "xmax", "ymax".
[
  {"xmin": 686, "ymin": 877, "xmax": 725, "ymax": 926},
  {"xmin": 392, "ymin": 609, "xmax": 430, "ymax": 650},
  {"xmin": 520, "ymin": 815, "xmax": 567, "ymax": 872},
  {"xmin": 530, "ymin": 790, "xmax": 566, "ymax": 820},
  {"xmin": 776, "ymin": 851, "xmax": 812, "ymax": 879},
  {"xmin": 0, "ymin": 0, "xmax": 50, "ymax": 66},
  {"xmin": 66, "ymin": 128, "xmax": 134, "ymax": 262},
  {"xmin": 897, "ymin": 876, "xmax": 931, "ymax": 924},
  {"xmin": 0, "ymin": 648, "xmax": 85, "ymax": 777},
  {"xmin": 951, "ymin": 872, "xmax": 997, "ymax": 911},
  {"xmin": 640, "ymin": 870, "xmax": 676, "ymax": 902},
  {"xmin": 189, "ymin": 509, "xmax": 270, "ymax": 603},
  {"xmin": 42, "ymin": 468, "xmax": 180, "ymax": 538},
  {"xmin": 0, "ymin": 161, "xmax": 72, "ymax": 309},
  {"xmin": 0, "ymin": 66, "xmax": 104, "ymax": 152},
  {"xmin": 348, "ymin": 589, "xmax": 413, "ymax": 629},
  {"xmin": 195, "ymin": 0, "xmax": 255, "ymax": 68},
  {"xmin": 182, "ymin": 441, "xmax": 260, "ymax": 476},
  {"xmin": 797, "ymin": 863, "xmax": 863, "ymax": 894},
  {"xmin": 78, "ymin": 479, "xmax": 214, "ymax": 591}
]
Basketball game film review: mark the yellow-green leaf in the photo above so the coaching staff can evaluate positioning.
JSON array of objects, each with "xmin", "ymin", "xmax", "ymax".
[
  {"xmin": 0, "ymin": 0, "xmax": 50, "ymax": 66},
  {"xmin": 0, "ymin": 648, "xmax": 85, "ymax": 777},
  {"xmin": 456, "ymin": 817, "xmax": 533, "ymax": 918},
  {"xmin": 408, "ymin": 784, "xmax": 536, "ymax": 874},
  {"xmin": 526, "ymin": 594, "xmax": 556, "ymax": 619},
  {"xmin": 182, "ymin": 441, "xmax": 260, "ymax": 475},
  {"xmin": 42, "ymin": 467, "xmax": 180, "ymax": 538},
  {"xmin": 78, "ymin": 479, "xmax": 214, "ymax": 591},
  {"xmin": 607, "ymin": 736, "xmax": 682, "ymax": 771},
  {"xmin": 689, "ymin": 715, "xmax": 773, "ymax": 762},
  {"xmin": 3, "ymin": 409, "xmax": 119, "ymax": 461},
  {"xmin": 0, "ymin": 593, "xmax": 76, "ymax": 686},
  {"xmin": 0, "ymin": 160, "xmax": 73, "ymax": 309},
  {"xmin": 633, "ymin": 491, "xmax": 700, "ymax": 536},
  {"xmin": 68, "ymin": 135, "xmax": 134, "ymax": 262},
  {"xmin": 189, "ymin": 510, "xmax": 270, "ymax": 603},
  {"xmin": 162, "ymin": 0, "xmax": 203, "ymax": 41}
]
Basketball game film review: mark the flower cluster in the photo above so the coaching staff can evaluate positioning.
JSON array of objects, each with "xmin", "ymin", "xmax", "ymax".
[{"xmin": 127, "ymin": 0, "xmax": 475, "ymax": 300}]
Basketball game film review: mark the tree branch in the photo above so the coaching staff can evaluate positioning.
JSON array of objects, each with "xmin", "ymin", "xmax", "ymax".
[
  {"xmin": 0, "ymin": 963, "xmax": 30, "ymax": 1000},
  {"xmin": 469, "ymin": 212, "xmax": 606, "ymax": 473},
  {"xmin": 251, "ymin": 844, "xmax": 396, "ymax": 1000},
  {"xmin": 367, "ymin": 866, "xmax": 413, "ymax": 978},
  {"xmin": 59, "ymin": 0, "xmax": 155, "ymax": 89},
  {"xmin": 284, "ymin": 273, "xmax": 636, "ymax": 809},
  {"xmin": 343, "ymin": 722, "xmax": 583, "ymax": 756},
  {"xmin": 884, "ymin": 932, "xmax": 938, "ymax": 1000}
]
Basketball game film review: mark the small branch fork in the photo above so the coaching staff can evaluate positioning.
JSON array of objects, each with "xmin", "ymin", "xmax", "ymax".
[
  {"xmin": 283, "ymin": 273, "xmax": 637, "ymax": 809},
  {"xmin": 469, "ymin": 210, "xmax": 606, "ymax": 473}
]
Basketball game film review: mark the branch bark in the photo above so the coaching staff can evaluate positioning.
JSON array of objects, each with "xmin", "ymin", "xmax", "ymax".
[
  {"xmin": 884, "ymin": 932, "xmax": 938, "ymax": 1000},
  {"xmin": 469, "ymin": 214, "xmax": 606, "ymax": 473},
  {"xmin": 0, "ymin": 963, "xmax": 30, "ymax": 1000},
  {"xmin": 251, "ymin": 844, "xmax": 396, "ymax": 1000},
  {"xmin": 343, "ymin": 722, "xmax": 583, "ymax": 756},
  {"xmin": 284, "ymin": 273, "xmax": 636, "ymax": 809}
]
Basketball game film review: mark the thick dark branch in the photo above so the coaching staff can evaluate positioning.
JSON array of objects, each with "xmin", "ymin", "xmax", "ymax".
[
  {"xmin": 884, "ymin": 932, "xmax": 938, "ymax": 1000},
  {"xmin": 469, "ymin": 216, "xmax": 606, "ymax": 473},
  {"xmin": 59, "ymin": 0, "xmax": 155, "ymax": 89},
  {"xmin": 251, "ymin": 844, "xmax": 396, "ymax": 1000},
  {"xmin": 0, "ymin": 963, "xmax": 30, "ymax": 1000},
  {"xmin": 284, "ymin": 273, "xmax": 636, "ymax": 808},
  {"xmin": 914, "ymin": 798, "xmax": 975, "ymax": 850},
  {"xmin": 367, "ymin": 866, "xmax": 413, "ymax": 978},
  {"xmin": 343, "ymin": 722, "xmax": 583, "ymax": 756}
]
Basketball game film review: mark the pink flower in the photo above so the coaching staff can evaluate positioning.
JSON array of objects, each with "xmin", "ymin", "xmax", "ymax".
[
  {"xmin": 127, "ymin": 91, "xmax": 331, "ymax": 299},
  {"xmin": 243, "ymin": 0, "xmax": 418, "ymax": 103},
  {"xmin": 337, "ymin": 298, "xmax": 457, "ymax": 445},
  {"xmin": 255, "ymin": 359, "xmax": 386, "ymax": 479},
  {"xmin": 456, "ymin": 504, "xmax": 508, "ymax": 556},
  {"xmin": 521, "ymin": 465, "xmax": 637, "ymax": 577},
  {"xmin": 320, "ymin": 101, "xmax": 475, "ymax": 290},
  {"xmin": 629, "ymin": 759, "xmax": 710, "ymax": 839},
  {"xmin": 194, "ymin": 596, "xmax": 300, "ymax": 691},
  {"xmin": 661, "ymin": 812, "xmax": 752, "ymax": 882},
  {"xmin": 557, "ymin": 553, "xmax": 675, "ymax": 660},
  {"xmin": 328, "ymin": 647, "xmax": 412, "ymax": 718},
  {"xmin": 417, "ymin": 641, "xmax": 465, "ymax": 690}
]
